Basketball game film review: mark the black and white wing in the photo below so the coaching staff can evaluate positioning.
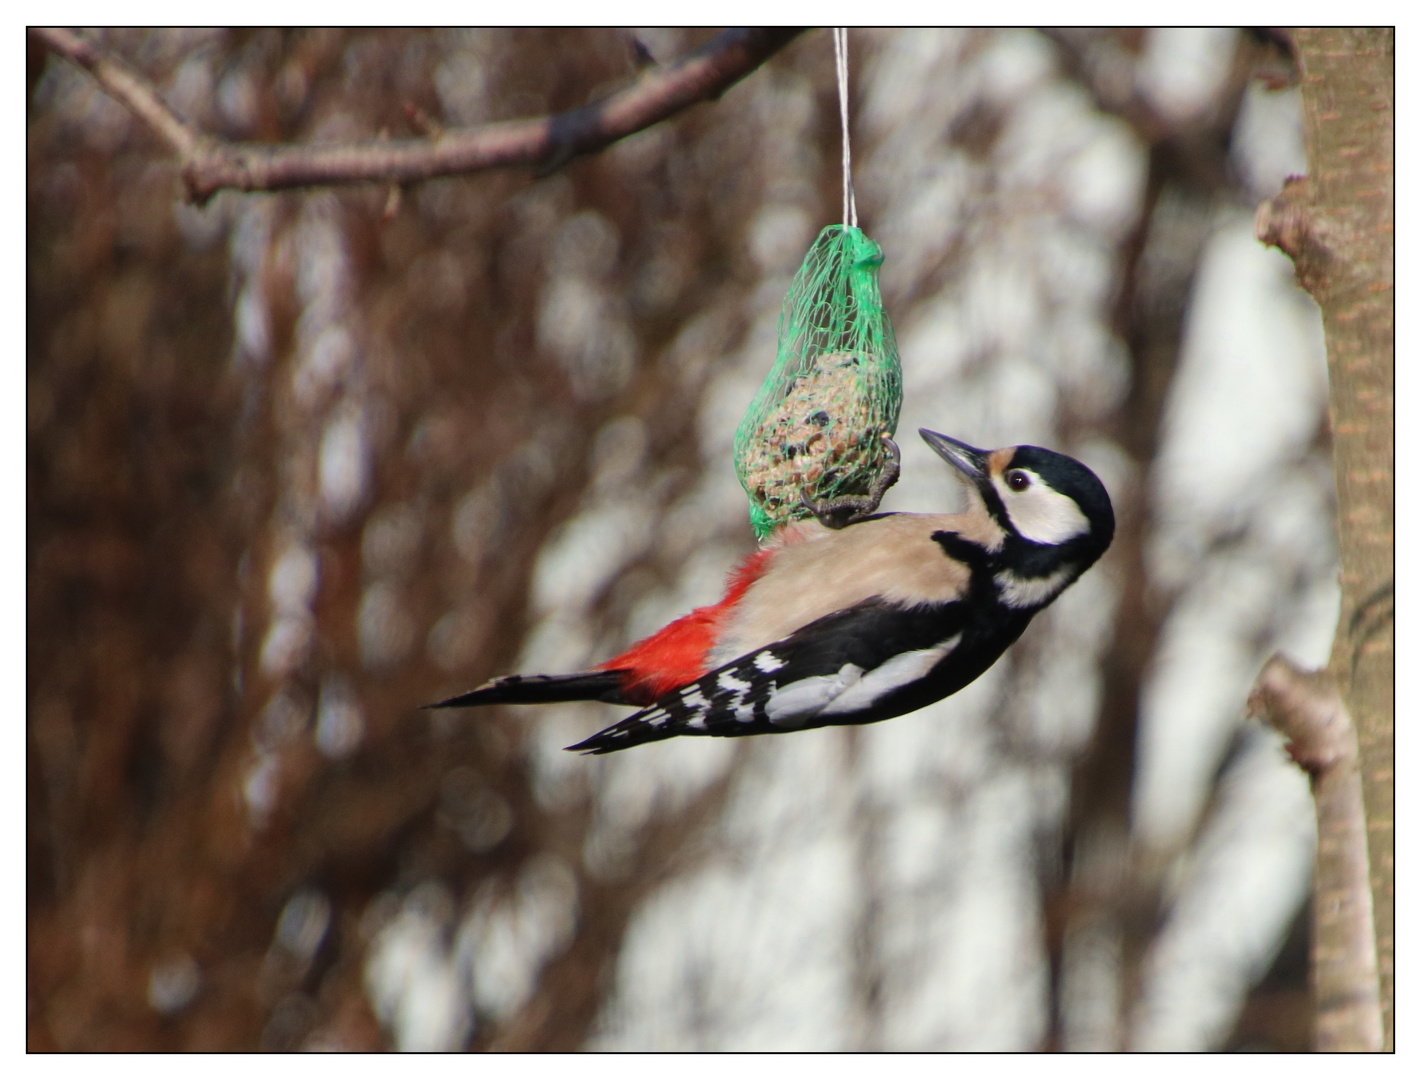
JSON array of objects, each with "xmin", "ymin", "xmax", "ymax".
[{"xmin": 566, "ymin": 600, "xmax": 970, "ymax": 754}]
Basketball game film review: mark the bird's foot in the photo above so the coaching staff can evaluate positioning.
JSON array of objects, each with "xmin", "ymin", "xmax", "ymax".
[{"xmin": 801, "ymin": 434, "xmax": 901, "ymax": 529}]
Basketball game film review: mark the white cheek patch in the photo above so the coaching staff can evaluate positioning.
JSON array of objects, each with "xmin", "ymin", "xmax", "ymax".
[
  {"xmin": 993, "ymin": 472, "xmax": 1091, "ymax": 545},
  {"xmin": 994, "ymin": 566, "xmax": 1074, "ymax": 609},
  {"xmin": 820, "ymin": 635, "xmax": 961, "ymax": 716}
]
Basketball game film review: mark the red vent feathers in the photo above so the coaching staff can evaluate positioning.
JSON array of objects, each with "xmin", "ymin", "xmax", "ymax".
[{"xmin": 598, "ymin": 547, "xmax": 773, "ymax": 705}]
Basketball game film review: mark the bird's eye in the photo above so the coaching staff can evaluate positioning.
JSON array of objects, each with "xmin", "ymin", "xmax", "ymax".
[{"xmin": 1006, "ymin": 470, "xmax": 1031, "ymax": 492}]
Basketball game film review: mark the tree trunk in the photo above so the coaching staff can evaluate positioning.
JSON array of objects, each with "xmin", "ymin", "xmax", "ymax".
[{"xmin": 1255, "ymin": 26, "xmax": 1393, "ymax": 1052}]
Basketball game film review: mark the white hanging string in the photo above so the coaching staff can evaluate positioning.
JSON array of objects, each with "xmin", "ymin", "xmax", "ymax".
[{"xmin": 833, "ymin": 27, "xmax": 857, "ymax": 229}]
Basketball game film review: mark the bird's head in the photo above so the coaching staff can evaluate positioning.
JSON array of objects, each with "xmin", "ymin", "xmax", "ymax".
[{"xmin": 919, "ymin": 429, "xmax": 1115, "ymax": 564}]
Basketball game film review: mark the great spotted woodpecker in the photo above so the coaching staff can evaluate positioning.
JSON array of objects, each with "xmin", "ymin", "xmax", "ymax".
[{"xmin": 429, "ymin": 429, "xmax": 1114, "ymax": 753}]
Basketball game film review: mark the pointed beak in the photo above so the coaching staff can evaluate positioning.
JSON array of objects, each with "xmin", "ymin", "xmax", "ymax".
[{"xmin": 919, "ymin": 429, "xmax": 989, "ymax": 484}]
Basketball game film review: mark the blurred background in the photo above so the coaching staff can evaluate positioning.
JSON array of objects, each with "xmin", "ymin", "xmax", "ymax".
[{"xmin": 27, "ymin": 28, "xmax": 1335, "ymax": 1051}]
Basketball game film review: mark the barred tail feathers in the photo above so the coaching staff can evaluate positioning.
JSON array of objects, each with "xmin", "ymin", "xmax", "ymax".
[{"xmin": 565, "ymin": 707, "xmax": 686, "ymax": 754}]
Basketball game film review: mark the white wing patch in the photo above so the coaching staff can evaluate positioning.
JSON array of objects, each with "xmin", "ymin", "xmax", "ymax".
[
  {"xmin": 754, "ymin": 651, "xmax": 786, "ymax": 673},
  {"xmin": 718, "ymin": 672, "xmax": 752, "ymax": 693},
  {"xmin": 820, "ymin": 634, "xmax": 961, "ymax": 716},
  {"xmin": 994, "ymin": 565, "xmax": 1074, "ymax": 609},
  {"xmin": 765, "ymin": 663, "xmax": 863, "ymax": 728},
  {"xmin": 763, "ymin": 634, "xmax": 964, "ymax": 728}
]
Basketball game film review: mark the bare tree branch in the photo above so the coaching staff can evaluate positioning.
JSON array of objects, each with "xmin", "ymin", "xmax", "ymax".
[
  {"xmin": 32, "ymin": 27, "xmax": 806, "ymax": 204},
  {"xmin": 31, "ymin": 27, "xmax": 201, "ymax": 157},
  {"xmin": 1247, "ymin": 655, "xmax": 1382, "ymax": 1052}
]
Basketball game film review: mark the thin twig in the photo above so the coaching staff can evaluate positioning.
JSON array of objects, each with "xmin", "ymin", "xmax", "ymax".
[
  {"xmin": 32, "ymin": 27, "xmax": 805, "ymax": 204},
  {"xmin": 1247, "ymin": 654, "xmax": 1382, "ymax": 1052},
  {"xmin": 32, "ymin": 27, "xmax": 200, "ymax": 157}
]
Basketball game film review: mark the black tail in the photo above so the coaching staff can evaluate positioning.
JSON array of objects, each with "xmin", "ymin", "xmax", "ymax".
[{"xmin": 426, "ymin": 670, "xmax": 631, "ymax": 709}]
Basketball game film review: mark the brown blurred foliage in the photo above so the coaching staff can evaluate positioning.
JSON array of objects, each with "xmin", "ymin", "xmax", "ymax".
[
  {"xmin": 28, "ymin": 27, "xmax": 797, "ymax": 1050},
  {"xmin": 29, "ymin": 28, "xmax": 1326, "ymax": 1052}
]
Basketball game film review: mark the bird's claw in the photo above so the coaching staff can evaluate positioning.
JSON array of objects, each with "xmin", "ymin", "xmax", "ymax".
[{"xmin": 801, "ymin": 434, "xmax": 901, "ymax": 529}]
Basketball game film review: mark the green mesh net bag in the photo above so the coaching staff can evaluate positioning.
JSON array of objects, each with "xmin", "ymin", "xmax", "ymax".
[{"xmin": 734, "ymin": 224, "xmax": 902, "ymax": 539}]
